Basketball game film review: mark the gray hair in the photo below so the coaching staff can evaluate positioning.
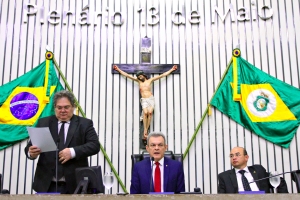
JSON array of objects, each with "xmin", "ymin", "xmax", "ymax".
[
  {"xmin": 147, "ymin": 132, "xmax": 166, "ymax": 145},
  {"xmin": 53, "ymin": 90, "xmax": 76, "ymax": 107}
]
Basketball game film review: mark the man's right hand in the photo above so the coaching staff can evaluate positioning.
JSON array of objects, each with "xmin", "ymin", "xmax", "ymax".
[
  {"xmin": 113, "ymin": 65, "xmax": 119, "ymax": 71},
  {"xmin": 29, "ymin": 145, "xmax": 41, "ymax": 159}
]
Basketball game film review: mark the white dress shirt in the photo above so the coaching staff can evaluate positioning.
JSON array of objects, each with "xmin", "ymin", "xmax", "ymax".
[
  {"xmin": 151, "ymin": 157, "xmax": 164, "ymax": 192},
  {"xmin": 58, "ymin": 121, "xmax": 76, "ymax": 158},
  {"xmin": 235, "ymin": 167, "xmax": 260, "ymax": 191}
]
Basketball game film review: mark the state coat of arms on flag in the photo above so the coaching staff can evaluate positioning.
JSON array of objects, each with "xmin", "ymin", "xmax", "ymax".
[{"xmin": 210, "ymin": 49, "xmax": 300, "ymax": 148}]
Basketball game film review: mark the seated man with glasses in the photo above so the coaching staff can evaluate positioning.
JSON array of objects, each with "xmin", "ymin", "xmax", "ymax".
[
  {"xmin": 130, "ymin": 132, "xmax": 185, "ymax": 194},
  {"xmin": 218, "ymin": 146, "xmax": 288, "ymax": 193},
  {"xmin": 24, "ymin": 90, "xmax": 100, "ymax": 194}
]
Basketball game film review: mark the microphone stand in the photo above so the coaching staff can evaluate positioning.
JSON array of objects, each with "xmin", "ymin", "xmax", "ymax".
[
  {"xmin": 56, "ymin": 138, "xmax": 60, "ymax": 193},
  {"xmin": 149, "ymin": 157, "xmax": 154, "ymax": 193},
  {"xmin": 249, "ymin": 171, "xmax": 291, "ymax": 183}
]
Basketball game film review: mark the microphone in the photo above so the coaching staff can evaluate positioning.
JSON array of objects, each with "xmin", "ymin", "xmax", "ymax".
[
  {"xmin": 56, "ymin": 138, "xmax": 60, "ymax": 192},
  {"xmin": 248, "ymin": 171, "xmax": 291, "ymax": 183},
  {"xmin": 149, "ymin": 157, "xmax": 154, "ymax": 193}
]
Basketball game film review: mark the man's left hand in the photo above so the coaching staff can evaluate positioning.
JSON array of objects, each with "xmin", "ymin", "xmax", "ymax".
[
  {"xmin": 172, "ymin": 65, "xmax": 177, "ymax": 71},
  {"xmin": 59, "ymin": 148, "xmax": 71, "ymax": 164}
]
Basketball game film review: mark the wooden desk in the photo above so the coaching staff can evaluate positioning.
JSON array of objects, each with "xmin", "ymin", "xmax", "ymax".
[{"xmin": 1, "ymin": 194, "xmax": 300, "ymax": 200}]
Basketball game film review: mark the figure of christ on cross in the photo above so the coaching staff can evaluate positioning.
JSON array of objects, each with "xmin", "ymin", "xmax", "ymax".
[{"xmin": 113, "ymin": 65, "xmax": 177, "ymax": 139}]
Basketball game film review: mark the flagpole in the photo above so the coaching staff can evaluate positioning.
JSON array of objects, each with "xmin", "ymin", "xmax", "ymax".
[
  {"xmin": 52, "ymin": 57, "xmax": 85, "ymax": 117},
  {"xmin": 183, "ymin": 58, "xmax": 233, "ymax": 160},
  {"xmin": 51, "ymin": 52, "xmax": 128, "ymax": 193}
]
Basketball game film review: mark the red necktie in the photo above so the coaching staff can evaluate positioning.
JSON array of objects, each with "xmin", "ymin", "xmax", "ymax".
[{"xmin": 154, "ymin": 162, "xmax": 161, "ymax": 192}]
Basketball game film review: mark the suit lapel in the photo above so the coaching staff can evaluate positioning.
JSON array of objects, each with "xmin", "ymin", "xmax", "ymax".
[
  {"xmin": 249, "ymin": 166, "xmax": 260, "ymax": 189},
  {"xmin": 229, "ymin": 169, "xmax": 239, "ymax": 193},
  {"xmin": 49, "ymin": 116, "xmax": 59, "ymax": 143},
  {"xmin": 163, "ymin": 157, "xmax": 169, "ymax": 191},
  {"xmin": 145, "ymin": 158, "xmax": 153, "ymax": 192},
  {"xmin": 65, "ymin": 115, "xmax": 78, "ymax": 147}
]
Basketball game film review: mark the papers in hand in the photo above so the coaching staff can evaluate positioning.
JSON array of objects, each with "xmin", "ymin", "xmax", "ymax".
[{"xmin": 26, "ymin": 127, "xmax": 57, "ymax": 152}]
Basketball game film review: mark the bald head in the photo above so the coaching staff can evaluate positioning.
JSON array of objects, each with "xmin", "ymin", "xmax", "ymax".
[{"xmin": 229, "ymin": 147, "xmax": 249, "ymax": 169}]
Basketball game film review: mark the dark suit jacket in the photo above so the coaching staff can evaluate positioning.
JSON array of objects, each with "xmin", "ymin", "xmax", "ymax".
[
  {"xmin": 24, "ymin": 115, "xmax": 100, "ymax": 194},
  {"xmin": 130, "ymin": 157, "xmax": 185, "ymax": 194},
  {"xmin": 218, "ymin": 164, "xmax": 288, "ymax": 193}
]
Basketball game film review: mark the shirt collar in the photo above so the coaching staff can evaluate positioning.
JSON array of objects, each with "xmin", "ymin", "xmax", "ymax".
[
  {"xmin": 59, "ymin": 120, "xmax": 70, "ymax": 124},
  {"xmin": 159, "ymin": 157, "xmax": 164, "ymax": 166},
  {"xmin": 151, "ymin": 157, "xmax": 165, "ymax": 166},
  {"xmin": 235, "ymin": 166, "xmax": 249, "ymax": 174}
]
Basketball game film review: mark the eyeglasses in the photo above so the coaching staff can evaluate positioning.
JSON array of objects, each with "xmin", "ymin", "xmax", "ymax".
[
  {"xmin": 229, "ymin": 152, "xmax": 244, "ymax": 158},
  {"xmin": 149, "ymin": 143, "xmax": 165, "ymax": 148},
  {"xmin": 55, "ymin": 105, "xmax": 72, "ymax": 110}
]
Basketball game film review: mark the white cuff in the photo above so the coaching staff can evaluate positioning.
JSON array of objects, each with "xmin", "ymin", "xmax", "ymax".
[{"xmin": 70, "ymin": 148, "xmax": 76, "ymax": 158}]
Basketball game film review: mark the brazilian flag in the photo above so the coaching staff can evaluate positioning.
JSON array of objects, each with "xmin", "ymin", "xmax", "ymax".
[
  {"xmin": 210, "ymin": 49, "xmax": 300, "ymax": 148},
  {"xmin": 0, "ymin": 52, "xmax": 64, "ymax": 150}
]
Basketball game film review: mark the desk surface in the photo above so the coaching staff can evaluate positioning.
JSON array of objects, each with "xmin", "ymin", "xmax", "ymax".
[{"xmin": 1, "ymin": 194, "xmax": 300, "ymax": 200}]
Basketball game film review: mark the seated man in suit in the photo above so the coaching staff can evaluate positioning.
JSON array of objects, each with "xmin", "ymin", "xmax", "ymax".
[
  {"xmin": 130, "ymin": 132, "xmax": 185, "ymax": 194},
  {"xmin": 218, "ymin": 146, "xmax": 288, "ymax": 193}
]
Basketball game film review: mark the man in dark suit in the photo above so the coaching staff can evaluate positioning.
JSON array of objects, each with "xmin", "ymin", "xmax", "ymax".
[
  {"xmin": 24, "ymin": 90, "xmax": 100, "ymax": 194},
  {"xmin": 130, "ymin": 132, "xmax": 185, "ymax": 194},
  {"xmin": 218, "ymin": 147, "xmax": 288, "ymax": 193}
]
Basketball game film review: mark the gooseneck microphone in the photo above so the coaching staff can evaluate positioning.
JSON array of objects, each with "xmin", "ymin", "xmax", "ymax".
[
  {"xmin": 248, "ymin": 171, "xmax": 291, "ymax": 183},
  {"xmin": 56, "ymin": 138, "xmax": 60, "ymax": 193},
  {"xmin": 149, "ymin": 157, "xmax": 154, "ymax": 193}
]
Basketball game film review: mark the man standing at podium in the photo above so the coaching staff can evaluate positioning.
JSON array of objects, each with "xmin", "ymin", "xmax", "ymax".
[
  {"xmin": 130, "ymin": 132, "xmax": 185, "ymax": 194},
  {"xmin": 24, "ymin": 90, "xmax": 100, "ymax": 194},
  {"xmin": 218, "ymin": 146, "xmax": 288, "ymax": 193}
]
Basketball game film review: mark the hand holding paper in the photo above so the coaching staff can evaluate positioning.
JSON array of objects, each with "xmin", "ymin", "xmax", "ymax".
[
  {"xmin": 28, "ymin": 146, "xmax": 41, "ymax": 158},
  {"xmin": 27, "ymin": 127, "xmax": 57, "ymax": 153}
]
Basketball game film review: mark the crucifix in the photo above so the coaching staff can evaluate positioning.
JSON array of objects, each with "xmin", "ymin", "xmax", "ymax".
[{"xmin": 112, "ymin": 37, "xmax": 180, "ymax": 148}]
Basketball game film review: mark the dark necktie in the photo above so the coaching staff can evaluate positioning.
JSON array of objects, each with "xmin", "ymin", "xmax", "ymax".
[
  {"xmin": 239, "ymin": 170, "xmax": 252, "ymax": 191},
  {"xmin": 57, "ymin": 121, "xmax": 66, "ymax": 179},
  {"xmin": 154, "ymin": 162, "xmax": 161, "ymax": 192},
  {"xmin": 58, "ymin": 122, "xmax": 66, "ymax": 151}
]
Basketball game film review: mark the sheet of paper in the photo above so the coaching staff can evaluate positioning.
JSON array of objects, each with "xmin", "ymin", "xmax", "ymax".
[{"xmin": 26, "ymin": 127, "xmax": 57, "ymax": 152}]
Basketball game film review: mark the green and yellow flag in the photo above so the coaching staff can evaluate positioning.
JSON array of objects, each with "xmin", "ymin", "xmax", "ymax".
[
  {"xmin": 210, "ymin": 49, "xmax": 300, "ymax": 148},
  {"xmin": 0, "ymin": 52, "xmax": 64, "ymax": 150}
]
